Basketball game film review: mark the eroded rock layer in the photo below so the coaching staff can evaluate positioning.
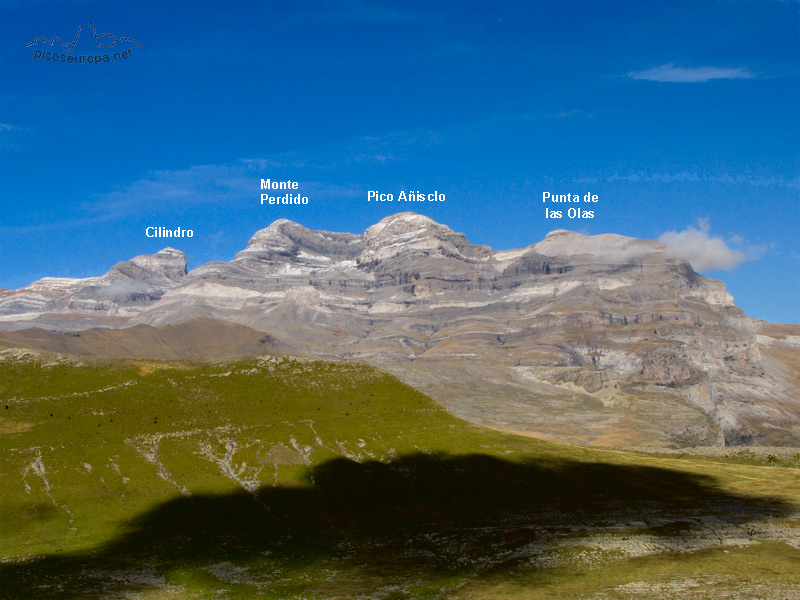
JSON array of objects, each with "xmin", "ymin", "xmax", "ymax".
[{"xmin": 2, "ymin": 213, "xmax": 798, "ymax": 447}]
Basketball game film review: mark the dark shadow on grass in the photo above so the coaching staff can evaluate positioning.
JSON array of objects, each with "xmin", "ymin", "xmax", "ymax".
[{"xmin": 1, "ymin": 453, "xmax": 794, "ymax": 599}]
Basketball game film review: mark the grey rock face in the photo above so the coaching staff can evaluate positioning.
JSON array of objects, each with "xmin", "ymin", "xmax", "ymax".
[
  {"xmin": 2, "ymin": 212, "xmax": 797, "ymax": 448},
  {"xmin": 0, "ymin": 248, "xmax": 187, "ymax": 320},
  {"xmin": 236, "ymin": 219, "xmax": 364, "ymax": 264}
]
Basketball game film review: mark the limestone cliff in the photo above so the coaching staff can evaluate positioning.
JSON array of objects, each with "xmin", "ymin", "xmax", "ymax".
[{"xmin": 2, "ymin": 213, "xmax": 797, "ymax": 448}]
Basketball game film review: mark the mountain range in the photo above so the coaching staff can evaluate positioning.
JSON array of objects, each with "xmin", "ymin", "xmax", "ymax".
[{"xmin": 2, "ymin": 212, "xmax": 798, "ymax": 448}]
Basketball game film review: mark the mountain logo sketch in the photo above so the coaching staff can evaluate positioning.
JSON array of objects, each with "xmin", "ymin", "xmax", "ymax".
[{"xmin": 27, "ymin": 23, "xmax": 141, "ymax": 52}]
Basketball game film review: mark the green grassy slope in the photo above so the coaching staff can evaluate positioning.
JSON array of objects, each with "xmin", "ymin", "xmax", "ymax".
[{"xmin": 1, "ymin": 352, "xmax": 798, "ymax": 599}]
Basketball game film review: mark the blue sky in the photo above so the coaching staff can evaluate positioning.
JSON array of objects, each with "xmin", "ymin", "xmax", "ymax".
[{"xmin": 1, "ymin": 0, "xmax": 798, "ymax": 322}]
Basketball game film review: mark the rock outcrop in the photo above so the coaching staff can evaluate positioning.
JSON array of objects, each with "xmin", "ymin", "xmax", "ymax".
[{"xmin": 2, "ymin": 213, "xmax": 798, "ymax": 448}]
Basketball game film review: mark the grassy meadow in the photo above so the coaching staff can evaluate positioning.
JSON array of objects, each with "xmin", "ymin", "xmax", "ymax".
[{"xmin": 1, "ymin": 351, "xmax": 798, "ymax": 599}]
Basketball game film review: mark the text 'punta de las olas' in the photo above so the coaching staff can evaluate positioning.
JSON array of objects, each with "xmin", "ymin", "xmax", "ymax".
[
  {"xmin": 543, "ymin": 191, "xmax": 598, "ymax": 220},
  {"xmin": 261, "ymin": 179, "xmax": 308, "ymax": 204}
]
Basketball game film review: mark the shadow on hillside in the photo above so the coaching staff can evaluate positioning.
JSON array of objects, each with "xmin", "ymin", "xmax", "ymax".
[{"xmin": 1, "ymin": 453, "xmax": 793, "ymax": 598}]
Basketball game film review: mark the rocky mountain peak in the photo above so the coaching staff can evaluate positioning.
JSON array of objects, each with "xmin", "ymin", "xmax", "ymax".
[
  {"xmin": 111, "ymin": 248, "xmax": 187, "ymax": 282},
  {"xmin": 362, "ymin": 212, "xmax": 491, "ymax": 263},
  {"xmin": 239, "ymin": 219, "xmax": 307, "ymax": 256},
  {"xmin": 364, "ymin": 212, "xmax": 448, "ymax": 243},
  {"xmin": 532, "ymin": 229, "xmax": 664, "ymax": 262},
  {"xmin": 236, "ymin": 219, "xmax": 363, "ymax": 264},
  {"xmin": 0, "ymin": 213, "xmax": 796, "ymax": 448}
]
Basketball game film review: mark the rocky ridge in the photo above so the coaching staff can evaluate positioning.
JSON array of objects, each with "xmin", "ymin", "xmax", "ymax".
[{"xmin": 2, "ymin": 212, "xmax": 798, "ymax": 448}]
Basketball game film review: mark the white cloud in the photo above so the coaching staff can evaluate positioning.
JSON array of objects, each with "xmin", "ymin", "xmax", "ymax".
[
  {"xmin": 658, "ymin": 219, "xmax": 763, "ymax": 271},
  {"xmin": 328, "ymin": 2, "xmax": 419, "ymax": 24},
  {"xmin": 85, "ymin": 163, "xmax": 365, "ymax": 221},
  {"xmin": 628, "ymin": 63, "xmax": 755, "ymax": 82},
  {"xmin": 545, "ymin": 109, "xmax": 596, "ymax": 119},
  {"xmin": 575, "ymin": 171, "xmax": 798, "ymax": 190},
  {"xmin": 2, "ymin": 128, "xmax": 438, "ymax": 234},
  {"xmin": 0, "ymin": 123, "xmax": 27, "ymax": 149}
]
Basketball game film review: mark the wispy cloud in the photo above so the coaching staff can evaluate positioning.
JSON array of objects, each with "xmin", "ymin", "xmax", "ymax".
[
  {"xmin": 576, "ymin": 171, "xmax": 799, "ymax": 190},
  {"xmin": 86, "ymin": 163, "xmax": 254, "ymax": 221},
  {"xmin": 658, "ymin": 219, "xmax": 764, "ymax": 271},
  {"xmin": 3, "ymin": 129, "xmax": 437, "ymax": 233},
  {"xmin": 628, "ymin": 63, "xmax": 756, "ymax": 83},
  {"xmin": 85, "ymin": 164, "xmax": 365, "ymax": 221},
  {"xmin": 3, "ymin": 163, "xmax": 366, "ymax": 234},
  {"xmin": 0, "ymin": 123, "xmax": 27, "ymax": 149},
  {"xmin": 205, "ymin": 229, "xmax": 227, "ymax": 249},
  {"xmin": 243, "ymin": 129, "xmax": 441, "ymax": 171},
  {"xmin": 545, "ymin": 109, "xmax": 596, "ymax": 119},
  {"xmin": 315, "ymin": 2, "xmax": 419, "ymax": 24}
]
